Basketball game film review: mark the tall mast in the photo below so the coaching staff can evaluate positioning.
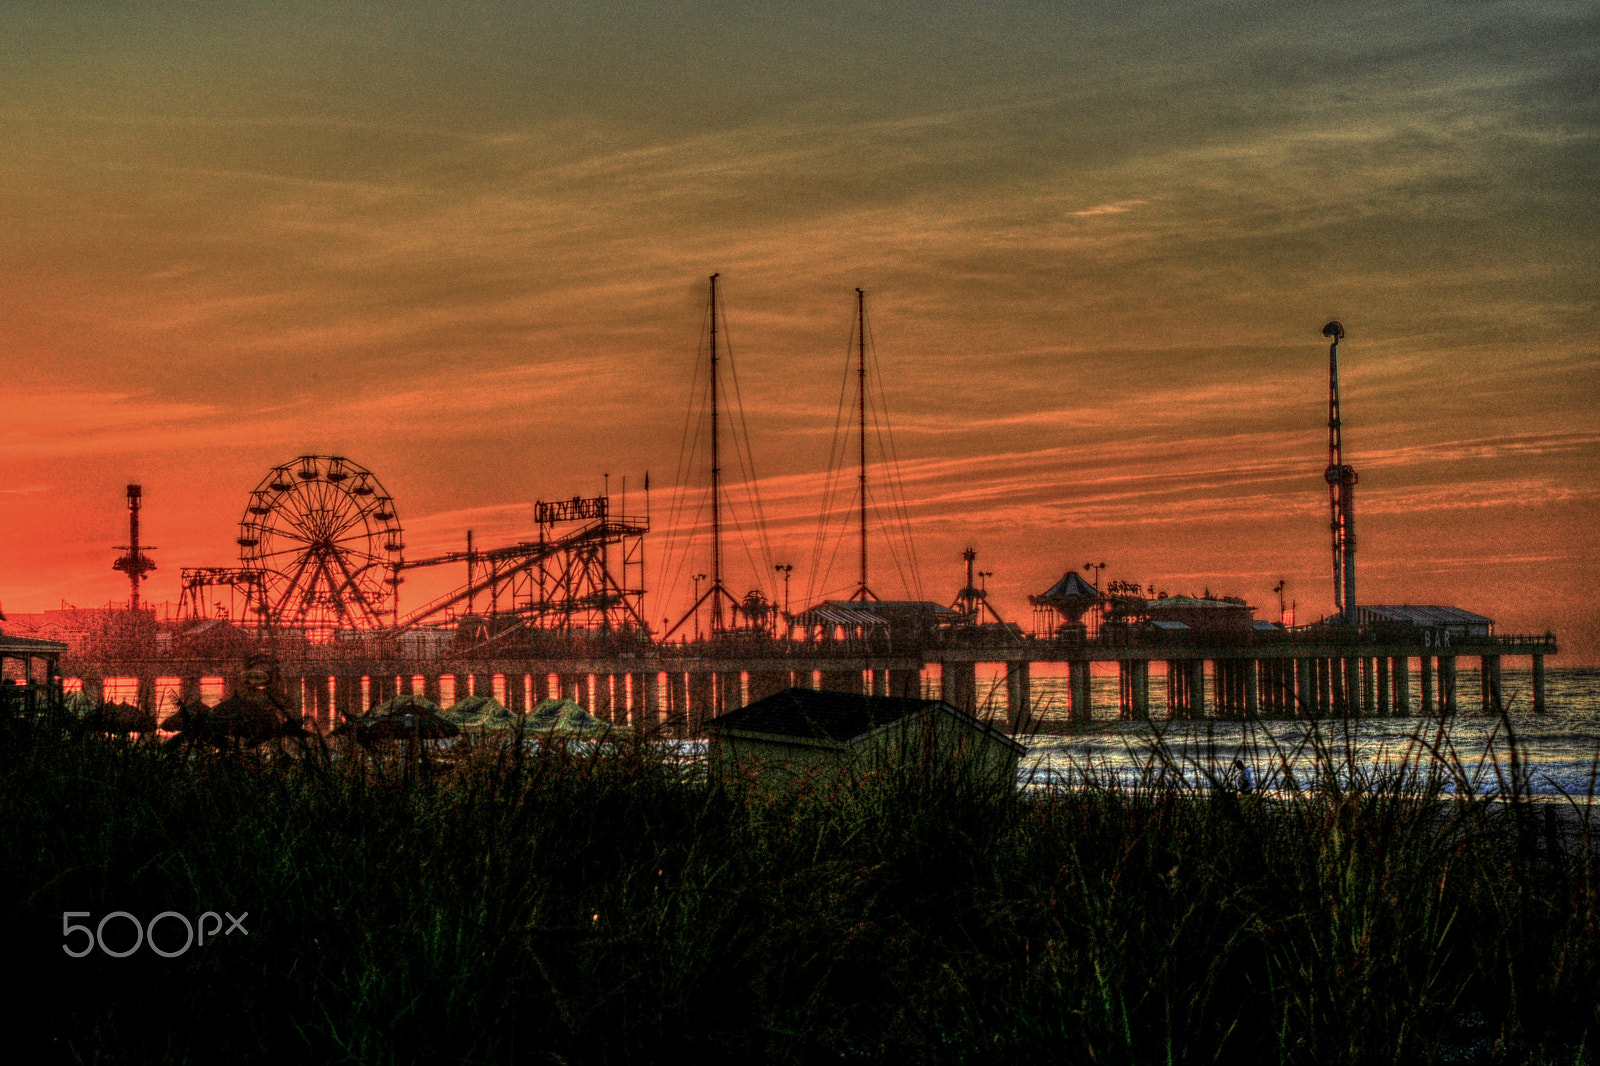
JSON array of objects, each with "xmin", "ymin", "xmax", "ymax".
[
  {"xmin": 855, "ymin": 288, "xmax": 870, "ymax": 601},
  {"xmin": 709, "ymin": 273, "xmax": 724, "ymax": 632},
  {"xmin": 1323, "ymin": 321, "xmax": 1357, "ymax": 624}
]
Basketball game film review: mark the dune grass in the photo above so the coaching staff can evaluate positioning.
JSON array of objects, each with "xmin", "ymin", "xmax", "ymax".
[{"xmin": 1, "ymin": 708, "xmax": 1595, "ymax": 1065}]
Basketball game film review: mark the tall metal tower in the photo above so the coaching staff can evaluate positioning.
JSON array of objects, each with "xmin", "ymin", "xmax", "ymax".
[
  {"xmin": 708, "ymin": 272, "xmax": 726, "ymax": 631},
  {"xmin": 850, "ymin": 287, "xmax": 876, "ymax": 603},
  {"xmin": 112, "ymin": 484, "xmax": 157, "ymax": 611},
  {"xmin": 1322, "ymin": 322, "xmax": 1358, "ymax": 624}
]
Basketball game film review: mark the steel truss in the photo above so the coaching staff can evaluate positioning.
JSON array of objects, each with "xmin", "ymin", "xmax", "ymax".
[
  {"xmin": 395, "ymin": 495, "xmax": 649, "ymax": 638},
  {"xmin": 177, "ymin": 567, "xmax": 269, "ymax": 623}
]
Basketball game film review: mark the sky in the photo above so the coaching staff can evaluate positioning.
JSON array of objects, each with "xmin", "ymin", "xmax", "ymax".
[{"xmin": 1, "ymin": 0, "xmax": 1596, "ymax": 661}]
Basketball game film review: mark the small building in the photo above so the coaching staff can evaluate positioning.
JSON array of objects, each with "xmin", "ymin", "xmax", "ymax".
[
  {"xmin": 0, "ymin": 632, "xmax": 69, "ymax": 715},
  {"xmin": 1143, "ymin": 595, "xmax": 1256, "ymax": 637},
  {"xmin": 706, "ymin": 687, "xmax": 1024, "ymax": 791},
  {"xmin": 788, "ymin": 600, "xmax": 961, "ymax": 648},
  {"xmin": 1356, "ymin": 605, "xmax": 1494, "ymax": 644}
]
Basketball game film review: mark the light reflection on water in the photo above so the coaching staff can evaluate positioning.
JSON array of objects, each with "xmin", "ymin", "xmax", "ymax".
[{"xmin": 1015, "ymin": 667, "xmax": 1600, "ymax": 799}]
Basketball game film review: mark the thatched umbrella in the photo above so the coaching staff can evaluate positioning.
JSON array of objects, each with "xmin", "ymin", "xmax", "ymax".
[
  {"xmin": 164, "ymin": 691, "xmax": 307, "ymax": 745},
  {"xmin": 445, "ymin": 694, "xmax": 511, "ymax": 718},
  {"xmin": 87, "ymin": 700, "xmax": 158, "ymax": 734},
  {"xmin": 159, "ymin": 698, "xmax": 206, "ymax": 732},
  {"xmin": 371, "ymin": 693, "xmax": 444, "ymax": 717},
  {"xmin": 529, "ymin": 698, "xmax": 612, "ymax": 737},
  {"xmin": 441, "ymin": 693, "xmax": 515, "ymax": 730},
  {"xmin": 334, "ymin": 705, "xmax": 460, "ymax": 743}
]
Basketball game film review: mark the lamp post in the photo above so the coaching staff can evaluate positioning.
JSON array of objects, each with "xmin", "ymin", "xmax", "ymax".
[
  {"xmin": 1085, "ymin": 561, "xmax": 1106, "ymax": 634},
  {"xmin": 774, "ymin": 564, "xmax": 793, "ymax": 627}
]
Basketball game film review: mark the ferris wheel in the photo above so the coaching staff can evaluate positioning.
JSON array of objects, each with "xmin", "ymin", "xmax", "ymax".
[{"xmin": 235, "ymin": 456, "xmax": 404, "ymax": 638}]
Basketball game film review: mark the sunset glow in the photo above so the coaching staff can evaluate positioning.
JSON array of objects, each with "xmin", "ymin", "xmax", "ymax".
[{"xmin": 2, "ymin": 2, "xmax": 1595, "ymax": 658}]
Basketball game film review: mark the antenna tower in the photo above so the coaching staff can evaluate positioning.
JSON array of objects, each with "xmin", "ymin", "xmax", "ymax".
[
  {"xmin": 112, "ymin": 484, "xmax": 157, "ymax": 611},
  {"xmin": 1322, "ymin": 321, "xmax": 1358, "ymax": 624}
]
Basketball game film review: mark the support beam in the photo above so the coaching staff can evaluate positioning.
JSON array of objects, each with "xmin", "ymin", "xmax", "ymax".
[
  {"xmin": 1532, "ymin": 654, "xmax": 1546, "ymax": 715},
  {"xmin": 1392, "ymin": 657, "xmax": 1410, "ymax": 716},
  {"xmin": 747, "ymin": 670, "xmax": 791, "ymax": 703},
  {"xmin": 1480, "ymin": 655, "xmax": 1502, "ymax": 715},
  {"xmin": 334, "ymin": 675, "xmax": 359, "ymax": 721},
  {"xmin": 631, "ymin": 672, "xmax": 659, "ymax": 728},
  {"xmin": 369, "ymin": 674, "xmax": 396, "ymax": 711},
  {"xmin": 942, "ymin": 661, "xmax": 977, "ymax": 715},
  {"xmin": 1438, "ymin": 656, "xmax": 1457, "ymax": 714},
  {"xmin": 1070, "ymin": 660, "xmax": 1092, "ymax": 721},
  {"xmin": 889, "ymin": 668, "xmax": 922, "ymax": 700},
  {"xmin": 717, "ymin": 671, "xmax": 741, "ymax": 715},
  {"xmin": 1005, "ymin": 661, "xmax": 1031, "ymax": 729},
  {"xmin": 820, "ymin": 668, "xmax": 863, "ymax": 695},
  {"xmin": 687, "ymin": 672, "xmax": 714, "ymax": 735}
]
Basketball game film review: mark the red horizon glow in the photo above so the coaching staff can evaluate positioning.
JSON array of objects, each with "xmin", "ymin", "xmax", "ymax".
[{"xmin": 1, "ymin": 2, "xmax": 1594, "ymax": 660}]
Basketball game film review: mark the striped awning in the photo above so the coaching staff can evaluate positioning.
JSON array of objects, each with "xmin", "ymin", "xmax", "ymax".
[{"xmin": 793, "ymin": 604, "xmax": 887, "ymax": 629}]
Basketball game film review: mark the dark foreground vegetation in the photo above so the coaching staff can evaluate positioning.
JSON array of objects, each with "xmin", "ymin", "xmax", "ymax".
[{"xmin": 1, "ymin": 711, "xmax": 1595, "ymax": 1065}]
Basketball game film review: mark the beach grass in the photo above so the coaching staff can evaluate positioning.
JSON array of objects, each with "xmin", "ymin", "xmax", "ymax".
[{"xmin": 1, "ymin": 709, "xmax": 1594, "ymax": 1064}]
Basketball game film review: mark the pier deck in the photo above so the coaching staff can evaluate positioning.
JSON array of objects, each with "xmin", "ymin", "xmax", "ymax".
[{"xmin": 52, "ymin": 627, "xmax": 1558, "ymax": 732}]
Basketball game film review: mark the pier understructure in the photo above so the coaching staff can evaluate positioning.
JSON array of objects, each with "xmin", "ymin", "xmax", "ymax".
[{"xmin": 50, "ymin": 620, "xmax": 1557, "ymax": 736}]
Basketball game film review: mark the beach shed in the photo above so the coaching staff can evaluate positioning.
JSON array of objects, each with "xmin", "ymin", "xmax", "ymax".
[{"xmin": 705, "ymin": 687, "xmax": 1024, "ymax": 790}]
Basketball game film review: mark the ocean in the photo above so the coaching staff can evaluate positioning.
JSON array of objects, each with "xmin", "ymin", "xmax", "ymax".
[{"xmin": 1011, "ymin": 666, "xmax": 1600, "ymax": 800}]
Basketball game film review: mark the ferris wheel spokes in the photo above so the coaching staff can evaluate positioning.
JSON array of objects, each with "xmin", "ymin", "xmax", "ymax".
[{"xmin": 236, "ymin": 455, "xmax": 404, "ymax": 640}]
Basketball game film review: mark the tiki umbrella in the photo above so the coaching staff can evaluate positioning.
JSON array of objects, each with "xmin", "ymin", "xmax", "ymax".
[
  {"xmin": 334, "ymin": 708, "xmax": 460, "ymax": 742},
  {"xmin": 372, "ymin": 693, "xmax": 444, "ymax": 717},
  {"xmin": 89, "ymin": 700, "xmax": 158, "ymax": 734},
  {"xmin": 441, "ymin": 693, "xmax": 515, "ymax": 731},
  {"xmin": 444, "ymin": 694, "xmax": 511, "ymax": 720},
  {"xmin": 530, "ymin": 698, "xmax": 611, "ymax": 737},
  {"xmin": 159, "ymin": 698, "xmax": 207, "ymax": 732},
  {"xmin": 165, "ymin": 691, "xmax": 307, "ymax": 745}
]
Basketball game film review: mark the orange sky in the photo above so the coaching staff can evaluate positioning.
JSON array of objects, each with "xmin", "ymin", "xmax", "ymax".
[{"xmin": 2, "ymin": 2, "xmax": 1596, "ymax": 660}]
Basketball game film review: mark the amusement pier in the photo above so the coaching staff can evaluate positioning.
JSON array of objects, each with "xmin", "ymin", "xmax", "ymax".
[{"xmin": 0, "ymin": 312, "xmax": 1561, "ymax": 728}]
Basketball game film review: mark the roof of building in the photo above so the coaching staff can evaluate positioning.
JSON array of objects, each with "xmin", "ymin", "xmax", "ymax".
[
  {"xmin": 1146, "ymin": 595, "xmax": 1253, "ymax": 610},
  {"xmin": 794, "ymin": 599, "xmax": 961, "ymax": 629},
  {"xmin": 793, "ymin": 603, "xmax": 888, "ymax": 629},
  {"xmin": 1358, "ymin": 605, "xmax": 1494, "ymax": 626},
  {"xmin": 708, "ymin": 688, "xmax": 933, "ymax": 741},
  {"xmin": 1033, "ymin": 571, "xmax": 1097, "ymax": 601},
  {"xmin": 707, "ymin": 687, "xmax": 1024, "ymax": 753},
  {"xmin": 0, "ymin": 633, "xmax": 69, "ymax": 656}
]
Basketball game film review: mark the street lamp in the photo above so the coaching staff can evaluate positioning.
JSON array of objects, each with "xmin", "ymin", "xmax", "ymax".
[
  {"xmin": 1085, "ymin": 561, "xmax": 1106, "ymax": 636},
  {"xmin": 774, "ymin": 564, "xmax": 793, "ymax": 625}
]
